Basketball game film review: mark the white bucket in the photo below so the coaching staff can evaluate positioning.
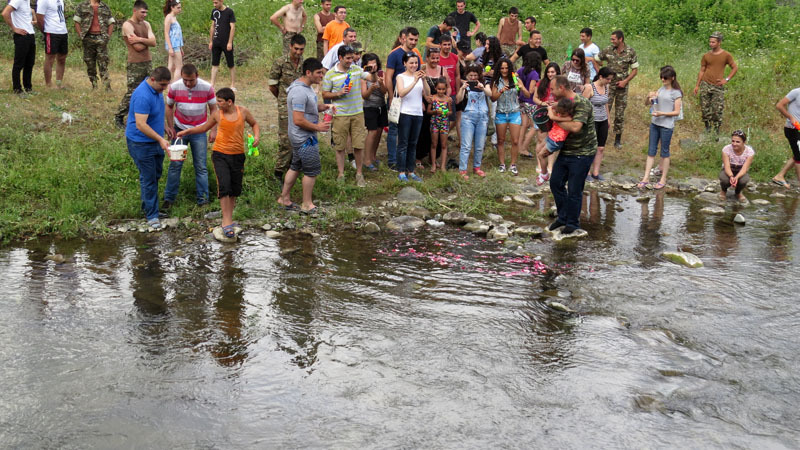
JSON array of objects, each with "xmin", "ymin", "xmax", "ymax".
[{"xmin": 167, "ymin": 138, "xmax": 188, "ymax": 161}]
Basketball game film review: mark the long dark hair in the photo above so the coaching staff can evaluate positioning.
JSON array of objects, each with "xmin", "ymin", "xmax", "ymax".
[
  {"xmin": 569, "ymin": 48, "xmax": 589, "ymax": 81},
  {"xmin": 537, "ymin": 62, "xmax": 561, "ymax": 100},
  {"xmin": 163, "ymin": 0, "xmax": 178, "ymax": 15},
  {"xmin": 484, "ymin": 36, "xmax": 503, "ymax": 67},
  {"xmin": 490, "ymin": 57, "xmax": 514, "ymax": 88},
  {"xmin": 361, "ymin": 52, "xmax": 382, "ymax": 79},
  {"xmin": 593, "ymin": 66, "xmax": 613, "ymax": 82},
  {"xmin": 659, "ymin": 65, "xmax": 682, "ymax": 95},
  {"xmin": 521, "ymin": 50, "xmax": 542, "ymax": 78}
]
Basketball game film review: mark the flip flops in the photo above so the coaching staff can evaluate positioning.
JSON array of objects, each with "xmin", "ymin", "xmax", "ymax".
[
  {"xmin": 300, "ymin": 207, "xmax": 319, "ymax": 216},
  {"xmin": 280, "ymin": 202, "xmax": 300, "ymax": 211},
  {"xmin": 636, "ymin": 181, "xmax": 649, "ymax": 190},
  {"xmin": 772, "ymin": 178, "xmax": 791, "ymax": 188},
  {"xmin": 653, "ymin": 182, "xmax": 666, "ymax": 190}
]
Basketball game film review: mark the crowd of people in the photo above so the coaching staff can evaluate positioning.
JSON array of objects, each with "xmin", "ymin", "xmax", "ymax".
[{"xmin": 3, "ymin": 0, "xmax": 800, "ymax": 236}]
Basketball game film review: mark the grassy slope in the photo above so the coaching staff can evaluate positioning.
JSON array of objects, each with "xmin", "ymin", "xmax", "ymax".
[{"xmin": 0, "ymin": 0, "xmax": 798, "ymax": 241}]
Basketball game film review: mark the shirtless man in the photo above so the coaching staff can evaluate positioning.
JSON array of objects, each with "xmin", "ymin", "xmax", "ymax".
[{"xmin": 270, "ymin": 0, "xmax": 306, "ymax": 55}]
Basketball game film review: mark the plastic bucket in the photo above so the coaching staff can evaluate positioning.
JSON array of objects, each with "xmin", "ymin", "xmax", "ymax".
[
  {"xmin": 167, "ymin": 138, "xmax": 188, "ymax": 161},
  {"xmin": 532, "ymin": 106, "xmax": 552, "ymax": 132}
]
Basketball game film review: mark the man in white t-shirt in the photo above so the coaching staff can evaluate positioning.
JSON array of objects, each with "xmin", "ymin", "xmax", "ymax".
[
  {"xmin": 36, "ymin": 0, "xmax": 68, "ymax": 88},
  {"xmin": 578, "ymin": 27, "xmax": 600, "ymax": 80},
  {"xmin": 321, "ymin": 27, "xmax": 356, "ymax": 70},
  {"xmin": 2, "ymin": 0, "xmax": 37, "ymax": 94}
]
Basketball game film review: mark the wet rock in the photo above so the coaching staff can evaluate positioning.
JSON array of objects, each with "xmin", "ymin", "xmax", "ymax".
[
  {"xmin": 699, "ymin": 206, "xmax": 725, "ymax": 215},
  {"xmin": 487, "ymin": 213, "xmax": 504, "ymax": 222},
  {"xmin": 386, "ymin": 215, "xmax": 426, "ymax": 232},
  {"xmin": 599, "ymin": 192, "xmax": 615, "ymax": 201},
  {"xmin": 618, "ymin": 316, "xmax": 631, "ymax": 328},
  {"xmin": 499, "ymin": 220, "xmax": 516, "ymax": 229},
  {"xmin": 434, "ymin": 213, "xmax": 442, "ymax": 221},
  {"xmin": 283, "ymin": 221, "xmax": 296, "ymax": 230},
  {"xmin": 770, "ymin": 192, "xmax": 787, "ymax": 199},
  {"xmin": 684, "ymin": 177, "xmax": 709, "ymax": 191},
  {"xmin": 549, "ymin": 205, "xmax": 558, "ymax": 217},
  {"xmin": 694, "ymin": 192, "xmax": 724, "ymax": 205},
  {"xmin": 662, "ymin": 251, "xmax": 703, "ymax": 268},
  {"xmin": 426, "ymin": 219, "xmax": 445, "ymax": 227},
  {"xmin": 621, "ymin": 182, "xmax": 636, "ymax": 190},
  {"xmin": 615, "ymin": 205, "xmax": 624, "ymax": 212},
  {"xmin": 547, "ymin": 301, "xmax": 576, "ymax": 313},
  {"xmin": 513, "ymin": 194, "xmax": 536, "ymax": 207},
  {"xmin": 116, "ymin": 224, "xmax": 129, "ymax": 233},
  {"xmin": 487, "ymin": 225, "xmax": 510, "ymax": 240},
  {"xmin": 442, "ymin": 211, "xmax": 468, "ymax": 225},
  {"xmin": 462, "ymin": 221, "xmax": 490, "ymax": 234},
  {"xmin": 166, "ymin": 250, "xmax": 184, "ymax": 257},
  {"xmin": 464, "ymin": 216, "xmax": 478, "ymax": 224},
  {"xmin": 705, "ymin": 185, "xmax": 718, "ymax": 193},
  {"xmin": 501, "ymin": 195, "xmax": 513, "ymax": 203},
  {"xmin": 515, "ymin": 225, "xmax": 544, "ymax": 238},
  {"xmin": 635, "ymin": 195, "xmax": 651, "ymax": 203},
  {"xmin": 261, "ymin": 223, "xmax": 272, "ymax": 231},
  {"xmin": 363, "ymin": 222, "xmax": 381, "ymax": 234},
  {"xmin": 45, "ymin": 254, "xmax": 66, "ymax": 264},
  {"xmin": 396, "ymin": 186, "xmax": 425, "ymax": 203},
  {"xmin": 205, "ymin": 210, "xmax": 222, "ymax": 220},
  {"xmin": 733, "ymin": 214, "xmax": 746, "ymax": 224},
  {"xmin": 752, "ymin": 199, "xmax": 770, "ymax": 206},
  {"xmin": 550, "ymin": 228, "xmax": 588, "ymax": 241},
  {"xmin": 280, "ymin": 247, "xmax": 301, "ymax": 257},
  {"xmin": 212, "ymin": 226, "xmax": 238, "ymax": 243},
  {"xmin": 266, "ymin": 230, "xmax": 282, "ymax": 238},
  {"xmin": 161, "ymin": 217, "xmax": 180, "ymax": 229},
  {"xmin": 407, "ymin": 206, "xmax": 432, "ymax": 219}
]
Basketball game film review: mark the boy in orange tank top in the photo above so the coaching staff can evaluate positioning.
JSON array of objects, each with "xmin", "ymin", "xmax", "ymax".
[{"xmin": 179, "ymin": 87, "xmax": 259, "ymax": 238}]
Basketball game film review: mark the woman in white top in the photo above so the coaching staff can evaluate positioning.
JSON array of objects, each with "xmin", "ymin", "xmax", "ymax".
[
  {"xmin": 719, "ymin": 130, "xmax": 754, "ymax": 203},
  {"xmin": 638, "ymin": 65, "xmax": 683, "ymax": 190},
  {"xmin": 395, "ymin": 52, "xmax": 429, "ymax": 182}
]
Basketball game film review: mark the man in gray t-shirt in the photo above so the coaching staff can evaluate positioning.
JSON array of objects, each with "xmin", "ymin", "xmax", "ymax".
[{"xmin": 279, "ymin": 58, "xmax": 332, "ymax": 214}]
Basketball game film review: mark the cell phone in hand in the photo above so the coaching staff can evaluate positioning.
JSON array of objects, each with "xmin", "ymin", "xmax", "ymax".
[{"xmin": 377, "ymin": 69, "xmax": 384, "ymax": 78}]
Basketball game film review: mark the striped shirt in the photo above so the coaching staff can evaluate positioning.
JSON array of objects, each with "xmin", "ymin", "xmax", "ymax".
[
  {"xmin": 322, "ymin": 64, "xmax": 364, "ymax": 117},
  {"xmin": 166, "ymin": 78, "xmax": 217, "ymax": 129}
]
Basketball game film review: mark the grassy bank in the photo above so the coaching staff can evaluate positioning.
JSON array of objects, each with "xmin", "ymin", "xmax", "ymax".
[{"xmin": 0, "ymin": 0, "xmax": 798, "ymax": 242}]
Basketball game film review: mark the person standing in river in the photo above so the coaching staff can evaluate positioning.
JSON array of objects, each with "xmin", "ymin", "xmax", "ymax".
[
  {"xmin": 270, "ymin": 0, "xmax": 306, "ymax": 55},
  {"xmin": 73, "ymin": 0, "xmax": 115, "ymax": 90},
  {"xmin": 597, "ymin": 29, "xmax": 638, "ymax": 149},
  {"xmin": 114, "ymin": 1, "xmax": 156, "ymax": 129},
  {"xmin": 693, "ymin": 31, "xmax": 737, "ymax": 135},
  {"xmin": 771, "ymin": 86, "xmax": 800, "ymax": 188}
]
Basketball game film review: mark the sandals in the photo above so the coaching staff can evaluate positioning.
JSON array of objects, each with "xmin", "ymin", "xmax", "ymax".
[
  {"xmin": 772, "ymin": 178, "xmax": 791, "ymax": 189},
  {"xmin": 300, "ymin": 207, "xmax": 319, "ymax": 216},
  {"xmin": 653, "ymin": 182, "xmax": 666, "ymax": 190},
  {"xmin": 280, "ymin": 202, "xmax": 300, "ymax": 211},
  {"xmin": 636, "ymin": 181, "xmax": 649, "ymax": 190},
  {"xmin": 222, "ymin": 223, "xmax": 236, "ymax": 238}
]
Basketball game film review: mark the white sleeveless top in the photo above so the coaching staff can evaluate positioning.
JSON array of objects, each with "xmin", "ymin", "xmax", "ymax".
[{"xmin": 397, "ymin": 73, "xmax": 424, "ymax": 116}]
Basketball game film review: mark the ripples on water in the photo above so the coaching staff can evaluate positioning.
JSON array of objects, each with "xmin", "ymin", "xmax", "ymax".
[{"xmin": 1, "ymin": 192, "xmax": 799, "ymax": 448}]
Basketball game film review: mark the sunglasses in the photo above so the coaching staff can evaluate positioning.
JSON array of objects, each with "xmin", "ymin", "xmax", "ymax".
[
  {"xmin": 571, "ymin": 58, "xmax": 580, "ymax": 63},
  {"xmin": 732, "ymin": 130, "xmax": 746, "ymax": 138}
]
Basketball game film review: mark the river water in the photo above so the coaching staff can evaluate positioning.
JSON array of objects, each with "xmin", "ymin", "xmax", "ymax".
[{"xmin": 1, "ymin": 191, "xmax": 799, "ymax": 448}]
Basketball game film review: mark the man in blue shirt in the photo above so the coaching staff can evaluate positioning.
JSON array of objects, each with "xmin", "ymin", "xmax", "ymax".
[{"xmin": 125, "ymin": 66, "xmax": 172, "ymax": 228}]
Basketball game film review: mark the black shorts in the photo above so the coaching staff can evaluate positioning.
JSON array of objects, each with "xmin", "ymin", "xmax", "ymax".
[
  {"xmin": 43, "ymin": 33, "xmax": 68, "ymax": 55},
  {"xmin": 595, "ymin": 119, "xmax": 609, "ymax": 147},
  {"xmin": 364, "ymin": 106, "xmax": 388, "ymax": 130},
  {"xmin": 211, "ymin": 45, "xmax": 235, "ymax": 68},
  {"xmin": 785, "ymin": 127, "xmax": 800, "ymax": 162},
  {"xmin": 212, "ymin": 151, "xmax": 245, "ymax": 198}
]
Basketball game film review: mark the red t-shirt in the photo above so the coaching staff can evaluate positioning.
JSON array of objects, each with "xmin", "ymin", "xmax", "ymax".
[{"xmin": 439, "ymin": 51, "xmax": 458, "ymax": 94}]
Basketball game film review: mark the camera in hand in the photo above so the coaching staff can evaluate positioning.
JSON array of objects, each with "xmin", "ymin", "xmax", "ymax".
[{"xmin": 467, "ymin": 80, "xmax": 480, "ymax": 91}]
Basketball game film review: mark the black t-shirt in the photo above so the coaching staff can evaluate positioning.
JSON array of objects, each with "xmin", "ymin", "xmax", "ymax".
[
  {"xmin": 516, "ymin": 44, "xmax": 548, "ymax": 63},
  {"xmin": 447, "ymin": 11, "xmax": 477, "ymax": 42},
  {"xmin": 427, "ymin": 25, "xmax": 443, "ymax": 45},
  {"xmin": 211, "ymin": 7, "xmax": 236, "ymax": 47}
]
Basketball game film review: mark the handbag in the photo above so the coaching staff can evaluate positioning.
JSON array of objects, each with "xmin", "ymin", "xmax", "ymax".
[{"xmin": 388, "ymin": 90, "xmax": 402, "ymax": 124}]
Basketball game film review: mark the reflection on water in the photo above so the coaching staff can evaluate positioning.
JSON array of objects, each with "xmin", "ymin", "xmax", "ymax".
[{"xmin": 1, "ymin": 192, "xmax": 800, "ymax": 447}]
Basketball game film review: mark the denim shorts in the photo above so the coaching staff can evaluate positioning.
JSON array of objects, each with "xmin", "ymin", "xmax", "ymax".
[{"xmin": 495, "ymin": 111, "xmax": 522, "ymax": 125}]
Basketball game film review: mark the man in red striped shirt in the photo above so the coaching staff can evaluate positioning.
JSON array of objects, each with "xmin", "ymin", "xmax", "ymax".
[{"xmin": 164, "ymin": 63, "xmax": 218, "ymax": 207}]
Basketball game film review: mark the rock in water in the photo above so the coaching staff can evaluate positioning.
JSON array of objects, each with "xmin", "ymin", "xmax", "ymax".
[
  {"xmin": 551, "ymin": 228, "xmax": 588, "ymax": 241},
  {"xmin": 752, "ymin": 199, "xmax": 770, "ymax": 206},
  {"xmin": 161, "ymin": 217, "xmax": 180, "ymax": 229},
  {"xmin": 635, "ymin": 196, "xmax": 651, "ymax": 203},
  {"xmin": 733, "ymin": 214, "xmax": 745, "ymax": 224},
  {"xmin": 442, "ymin": 211, "xmax": 468, "ymax": 225},
  {"xmin": 386, "ymin": 215, "xmax": 426, "ymax": 232},
  {"xmin": 266, "ymin": 230, "xmax": 282, "ymax": 238},
  {"xmin": 212, "ymin": 226, "xmax": 238, "ymax": 243},
  {"xmin": 547, "ymin": 301, "xmax": 576, "ymax": 313},
  {"xmin": 261, "ymin": 223, "xmax": 272, "ymax": 231},
  {"xmin": 695, "ymin": 191, "xmax": 725, "ymax": 205},
  {"xmin": 45, "ymin": 254, "xmax": 66, "ymax": 264},
  {"xmin": 426, "ymin": 219, "xmax": 445, "ymax": 227},
  {"xmin": 487, "ymin": 213, "xmax": 504, "ymax": 222},
  {"xmin": 661, "ymin": 251, "xmax": 703, "ymax": 268},
  {"xmin": 487, "ymin": 225, "xmax": 510, "ymax": 240},
  {"xmin": 362, "ymin": 222, "xmax": 381, "ymax": 233},
  {"xmin": 770, "ymin": 192, "xmax": 787, "ymax": 199},
  {"xmin": 407, "ymin": 206, "xmax": 432, "ymax": 219},
  {"xmin": 514, "ymin": 225, "xmax": 545, "ymax": 238},
  {"xmin": 700, "ymin": 206, "xmax": 725, "ymax": 215},
  {"xmin": 462, "ymin": 221, "xmax": 490, "ymax": 234},
  {"xmin": 513, "ymin": 194, "xmax": 535, "ymax": 207},
  {"xmin": 396, "ymin": 186, "xmax": 425, "ymax": 203}
]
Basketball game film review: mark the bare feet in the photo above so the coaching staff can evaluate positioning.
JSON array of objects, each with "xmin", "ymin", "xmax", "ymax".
[
  {"xmin": 719, "ymin": 191, "xmax": 727, "ymax": 201},
  {"xmin": 737, "ymin": 193, "xmax": 747, "ymax": 203}
]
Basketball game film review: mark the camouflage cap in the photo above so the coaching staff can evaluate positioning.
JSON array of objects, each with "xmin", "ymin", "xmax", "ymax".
[
  {"xmin": 710, "ymin": 31, "xmax": 723, "ymax": 41},
  {"xmin": 352, "ymin": 41, "xmax": 363, "ymax": 52}
]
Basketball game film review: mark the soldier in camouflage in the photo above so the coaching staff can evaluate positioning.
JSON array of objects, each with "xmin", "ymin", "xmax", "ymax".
[
  {"xmin": 693, "ymin": 32, "xmax": 737, "ymax": 135},
  {"xmin": 598, "ymin": 29, "xmax": 639, "ymax": 148},
  {"xmin": 73, "ymin": 0, "xmax": 116, "ymax": 90},
  {"xmin": 268, "ymin": 33, "xmax": 305, "ymax": 181},
  {"xmin": 114, "ymin": 0, "xmax": 155, "ymax": 129}
]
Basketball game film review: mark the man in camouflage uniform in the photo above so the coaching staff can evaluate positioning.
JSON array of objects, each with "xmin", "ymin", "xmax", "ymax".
[
  {"xmin": 73, "ymin": 0, "xmax": 115, "ymax": 90},
  {"xmin": 268, "ymin": 33, "xmax": 304, "ymax": 181},
  {"xmin": 693, "ymin": 32, "xmax": 737, "ymax": 135},
  {"xmin": 598, "ymin": 29, "xmax": 638, "ymax": 148},
  {"xmin": 114, "ymin": 0, "xmax": 155, "ymax": 129}
]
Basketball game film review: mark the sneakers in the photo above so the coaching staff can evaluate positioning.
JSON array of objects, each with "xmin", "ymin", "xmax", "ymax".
[
  {"xmin": 563, "ymin": 226, "xmax": 577, "ymax": 235},
  {"xmin": 459, "ymin": 170, "xmax": 470, "ymax": 180},
  {"xmin": 536, "ymin": 172, "xmax": 550, "ymax": 186},
  {"xmin": 355, "ymin": 173, "xmax": 366, "ymax": 188},
  {"xmin": 509, "ymin": 164, "xmax": 518, "ymax": 176},
  {"xmin": 398, "ymin": 173, "xmax": 408, "ymax": 182},
  {"xmin": 586, "ymin": 174, "xmax": 595, "ymax": 183},
  {"xmin": 147, "ymin": 218, "xmax": 161, "ymax": 229},
  {"xmin": 408, "ymin": 173, "xmax": 423, "ymax": 182},
  {"xmin": 472, "ymin": 167, "xmax": 486, "ymax": 177},
  {"xmin": 548, "ymin": 220, "xmax": 565, "ymax": 231},
  {"xmin": 498, "ymin": 164, "xmax": 506, "ymax": 173},
  {"xmin": 594, "ymin": 174, "xmax": 605, "ymax": 181}
]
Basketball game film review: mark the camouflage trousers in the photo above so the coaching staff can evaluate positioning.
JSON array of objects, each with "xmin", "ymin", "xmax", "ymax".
[
  {"xmin": 276, "ymin": 100, "xmax": 292, "ymax": 173},
  {"xmin": 115, "ymin": 61, "xmax": 152, "ymax": 121},
  {"xmin": 501, "ymin": 44, "xmax": 517, "ymax": 63},
  {"xmin": 316, "ymin": 40, "xmax": 325, "ymax": 60},
  {"xmin": 699, "ymin": 80, "xmax": 725, "ymax": 126},
  {"xmin": 607, "ymin": 83, "xmax": 629, "ymax": 136},
  {"xmin": 283, "ymin": 32, "xmax": 299, "ymax": 55},
  {"xmin": 82, "ymin": 34, "xmax": 110, "ymax": 89}
]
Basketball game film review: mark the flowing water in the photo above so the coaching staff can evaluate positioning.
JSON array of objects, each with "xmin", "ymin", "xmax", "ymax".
[{"xmin": 2, "ymin": 192, "xmax": 799, "ymax": 448}]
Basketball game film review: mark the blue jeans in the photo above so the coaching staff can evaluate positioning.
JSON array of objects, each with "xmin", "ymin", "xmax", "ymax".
[
  {"xmin": 127, "ymin": 138, "xmax": 165, "ymax": 221},
  {"xmin": 459, "ymin": 110, "xmax": 488, "ymax": 171},
  {"xmin": 397, "ymin": 113, "xmax": 423, "ymax": 173},
  {"xmin": 549, "ymin": 153, "xmax": 594, "ymax": 229},
  {"xmin": 648, "ymin": 123, "xmax": 674, "ymax": 158},
  {"xmin": 164, "ymin": 129, "xmax": 209, "ymax": 204},
  {"xmin": 387, "ymin": 121, "xmax": 398, "ymax": 169}
]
